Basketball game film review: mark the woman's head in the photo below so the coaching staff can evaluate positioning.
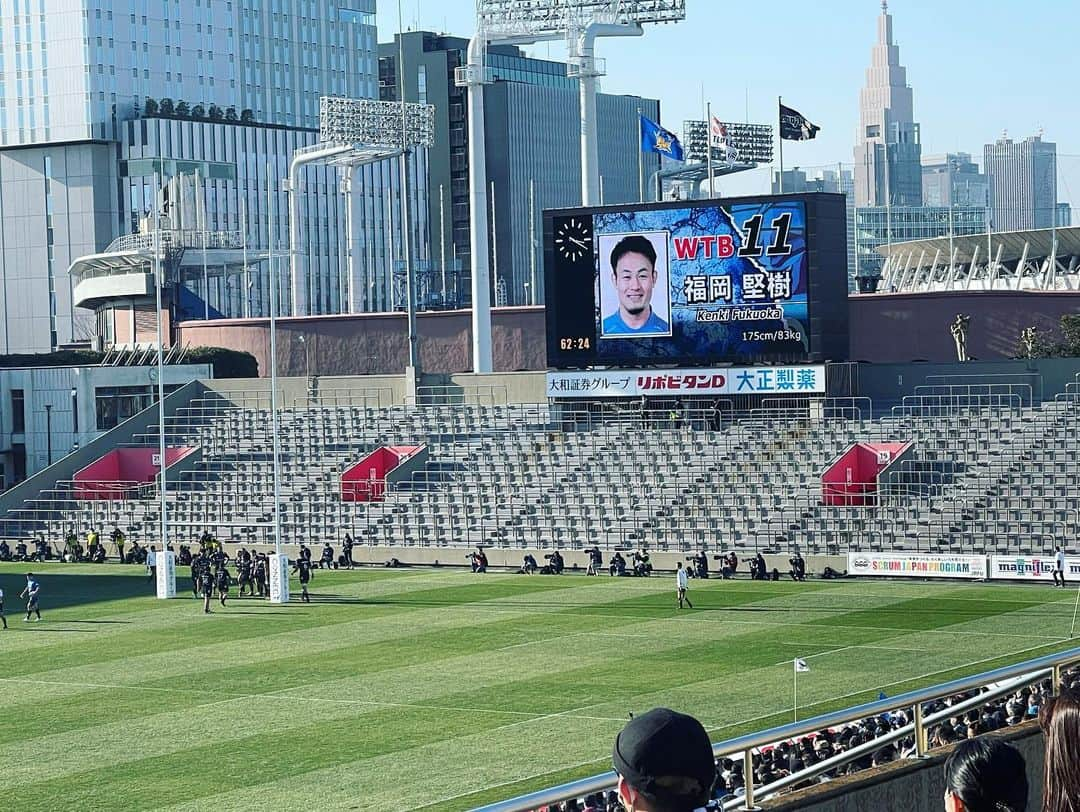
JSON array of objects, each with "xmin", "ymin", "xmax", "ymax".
[
  {"xmin": 943, "ymin": 737, "xmax": 1028, "ymax": 812},
  {"xmin": 1040, "ymin": 688, "xmax": 1080, "ymax": 812}
]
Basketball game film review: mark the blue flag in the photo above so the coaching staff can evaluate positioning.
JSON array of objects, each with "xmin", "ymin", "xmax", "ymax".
[{"xmin": 640, "ymin": 115, "xmax": 684, "ymax": 162}]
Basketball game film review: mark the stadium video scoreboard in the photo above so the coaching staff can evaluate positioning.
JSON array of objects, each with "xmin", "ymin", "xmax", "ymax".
[{"xmin": 543, "ymin": 193, "xmax": 849, "ymax": 370}]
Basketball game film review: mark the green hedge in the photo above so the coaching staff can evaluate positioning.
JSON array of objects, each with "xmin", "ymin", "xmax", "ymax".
[
  {"xmin": 183, "ymin": 346, "xmax": 259, "ymax": 378},
  {"xmin": 0, "ymin": 347, "xmax": 258, "ymax": 378}
]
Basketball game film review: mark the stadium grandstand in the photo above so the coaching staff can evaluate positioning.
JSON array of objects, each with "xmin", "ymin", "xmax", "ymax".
[
  {"xmin": 0, "ymin": 372, "xmax": 1077, "ymax": 560},
  {"xmin": 877, "ymin": 225, "xmax": 1080, "ymax": 293}
]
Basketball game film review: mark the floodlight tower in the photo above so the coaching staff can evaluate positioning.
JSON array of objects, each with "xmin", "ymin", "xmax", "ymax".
[
  {"xmin": 287, "ymin": 97, "xmax": 435, "ymax": 321},
  {"xmin": 570, "ymin": 2, "xmax": 686, "ymax": 206},
  {"xmin": 460, "ymin": 1, "xmax": 686, "ymax": 372},
  {"xmin": 458, "ymin": 2, "xmax": 564, "ymax": 373}
]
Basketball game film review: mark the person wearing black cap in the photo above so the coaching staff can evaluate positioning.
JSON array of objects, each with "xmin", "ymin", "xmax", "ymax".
[{"xmin": 612, "ymin": 707, "xmax": 716, "ymax": 811}]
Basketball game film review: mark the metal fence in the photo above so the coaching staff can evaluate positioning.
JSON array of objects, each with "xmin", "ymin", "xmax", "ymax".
[{"xmin": 472, "ymin": 646, "xmax": 1080, "ymax": 812}]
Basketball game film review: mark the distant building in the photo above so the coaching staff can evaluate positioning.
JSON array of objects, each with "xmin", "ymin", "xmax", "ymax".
[
  {"xmin": 379, "ymin": 31, "xmax": 660, "ymax": 307},
  {"xmin": 921, "ymin": 153, "xmax": 988, "ymax": 208},
  {"xmin": 853, "ymin": 206, "xmax": 988, "ymax": 292},
  {"xmin": 773, "ymin": 168, "xmax": 858, "ymax": 290},
  {"xmin": 983, "ymin": 134, "xmax": 1057, "ymax": 231},
  {"xmin": 771, "ymin": 167, "xmax": 853, "ymax": 195},
  {"xmin": 853, "ymin": 2, "xmax": 922, "ymax": 208}
]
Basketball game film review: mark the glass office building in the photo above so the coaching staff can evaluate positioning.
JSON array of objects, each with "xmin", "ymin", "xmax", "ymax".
[
  {"xmin": 0, "ymin": 1, "xmax": 424, "ymax": 352},
  {"xmin": 853, "ymin": 206, "xmax": 989, "ymax": 291}
]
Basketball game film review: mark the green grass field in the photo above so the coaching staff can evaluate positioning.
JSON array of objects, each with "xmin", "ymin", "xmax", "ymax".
[{"xmin": 1, "ymin": 562, "xmax": 1078, "ymax": 811}]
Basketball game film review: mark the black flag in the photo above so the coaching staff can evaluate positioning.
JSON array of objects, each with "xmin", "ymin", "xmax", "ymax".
[{"xmin": 779, "ymin": 103, "xmax": 820, "ymax": 141}]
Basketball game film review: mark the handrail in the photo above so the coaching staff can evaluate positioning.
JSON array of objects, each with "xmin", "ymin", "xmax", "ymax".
[{"xmin": 473, "ymin": 645, "xmax": 1080, "ymax": 812}]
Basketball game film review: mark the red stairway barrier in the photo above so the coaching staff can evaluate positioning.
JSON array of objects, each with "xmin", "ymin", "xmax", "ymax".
[
  {"xmin": 74, "ymin": 447, "xmax": 198, "ymax": 500},
  {"xmin": 821, "ymin": 442, "xmax": 911, "ymax": 506},
  {"xmin": 341, "ymin": 445, "xmax": 426, "ymax": 502}
]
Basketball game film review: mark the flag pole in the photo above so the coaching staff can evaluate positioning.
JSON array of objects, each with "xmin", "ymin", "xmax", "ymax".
[
  {"xmin": 1070, "ymin": 581, "xmax": 1080, "ymax": 638},
  {"xmin": 793, "ymin": 660, "xmax": 798, "ymax": 722},
  {"xmin": 778, "ymin": 96, "xmax": 784, "ymax": 194},
  {"xmin": 706, "ymin": 102, "xmax": 714, "ymax": 199},
  {"xmin": 637, "ymin": 108, "xmax": 644, "ymax": 203}
]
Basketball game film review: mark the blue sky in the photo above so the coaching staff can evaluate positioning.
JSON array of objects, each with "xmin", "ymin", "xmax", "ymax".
[{"xmin": 377, "ymin": 1, "xmax": 1078, "ymax": 210}]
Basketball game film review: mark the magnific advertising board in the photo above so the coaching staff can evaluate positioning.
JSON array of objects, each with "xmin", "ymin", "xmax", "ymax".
[{"xmin": 544, "ymin": 193, "xmax": 849, "ymax": 369}]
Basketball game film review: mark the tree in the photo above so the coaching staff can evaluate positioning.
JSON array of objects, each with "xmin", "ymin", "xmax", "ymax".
[
  {"xmin": 207, "ymin": 104, "xmax": 224, "ymax": 121},
  {"xmin": 1061, "ymin": 314, "xmax": 1080, "ymax": 356},
  {"xmin": 224, "ymin": 106, "xmax": 238, "ymax": 122},
  {"xmin": 191, "ymin": 104, "xmax": 206, "ymax": 119},
  {"xmin": 143, "ymin": 97, "xmax": 159, "ymax": 116},
  {"xmin": 175, "ymin": 100, "xmax": 190, "ymax": 117},
  {"xmin": 158, "ymin": 98, "xmax": 175, "ymax": 116},
  {"xmin": 240, "ymin": 108, "xmax": 254, "ymax": 123}
]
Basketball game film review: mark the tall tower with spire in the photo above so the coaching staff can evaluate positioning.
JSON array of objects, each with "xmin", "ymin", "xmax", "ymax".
[{"xmin": 853, "ymin": 1, "xmax": 923, "ymax": 207}]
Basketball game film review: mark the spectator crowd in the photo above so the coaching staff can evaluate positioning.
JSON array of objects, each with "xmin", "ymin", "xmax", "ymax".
[{"xmin": 528, "ymin": 668, "xmax": 1080, "ymax": 812}]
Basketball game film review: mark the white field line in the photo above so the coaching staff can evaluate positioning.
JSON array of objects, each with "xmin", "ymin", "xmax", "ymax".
[{"xmin": 775, "ymin": 643, "xmax": 928, "ymax": 655}]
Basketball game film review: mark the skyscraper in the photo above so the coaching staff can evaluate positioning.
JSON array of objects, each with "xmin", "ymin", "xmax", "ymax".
[
  {"xmin": 853, "ymin": 1, "xmax": 922, "ymax": 208},
  {"xmin": 983, "ymin": 134, "xmax": 1058, "ymax": 231}
]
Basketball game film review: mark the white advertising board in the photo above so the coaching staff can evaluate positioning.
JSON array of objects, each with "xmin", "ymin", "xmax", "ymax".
[
  {"xmin": 847, "ymin": 552, "xmax": 987, "ymax": 580},
  {"xmin": 989, "ymin": 555, "xmax": 1080, "ymax": 582},
  {"xmin": 546, "ymin": 365, "xmax": 826, "ymax": 399}
]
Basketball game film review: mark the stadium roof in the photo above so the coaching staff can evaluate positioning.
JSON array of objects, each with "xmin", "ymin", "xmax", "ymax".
[
  {"xmin": 875, "ymin": 225, "xmax": 1080, "ymax": 293},
  {"xmin": 877, "ymin": 225, "xmax": 1080, "ymax": 265}
]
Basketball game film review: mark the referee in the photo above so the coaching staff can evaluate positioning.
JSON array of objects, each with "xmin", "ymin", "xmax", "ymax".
[{"xmin": 676, "ymin": 562, "xmax": 693, "ymax": 610}]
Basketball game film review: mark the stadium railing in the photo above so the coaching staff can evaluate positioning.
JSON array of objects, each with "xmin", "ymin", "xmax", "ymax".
[{"xmin": 472, "ymin": 645, "xmax": 1080, "ymax": 812}]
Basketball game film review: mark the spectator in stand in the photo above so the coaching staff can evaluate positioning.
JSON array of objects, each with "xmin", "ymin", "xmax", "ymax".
[
  {"xmin": 612, "ymin": 708, "xmax": 716, "ymax": 812},
  {"xmin": 943, "ymin": 738, "xmax": 1028, "ymax": 812},
  {"xmin": 1040, "ymin": 687, "xmax": 1080, "ymax": 812}
]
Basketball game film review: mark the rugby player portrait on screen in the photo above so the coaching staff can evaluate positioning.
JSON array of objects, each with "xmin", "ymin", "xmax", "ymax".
[{"xmin": 600, "ymin": 233, "xmax": 672, "ymax": 338}]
